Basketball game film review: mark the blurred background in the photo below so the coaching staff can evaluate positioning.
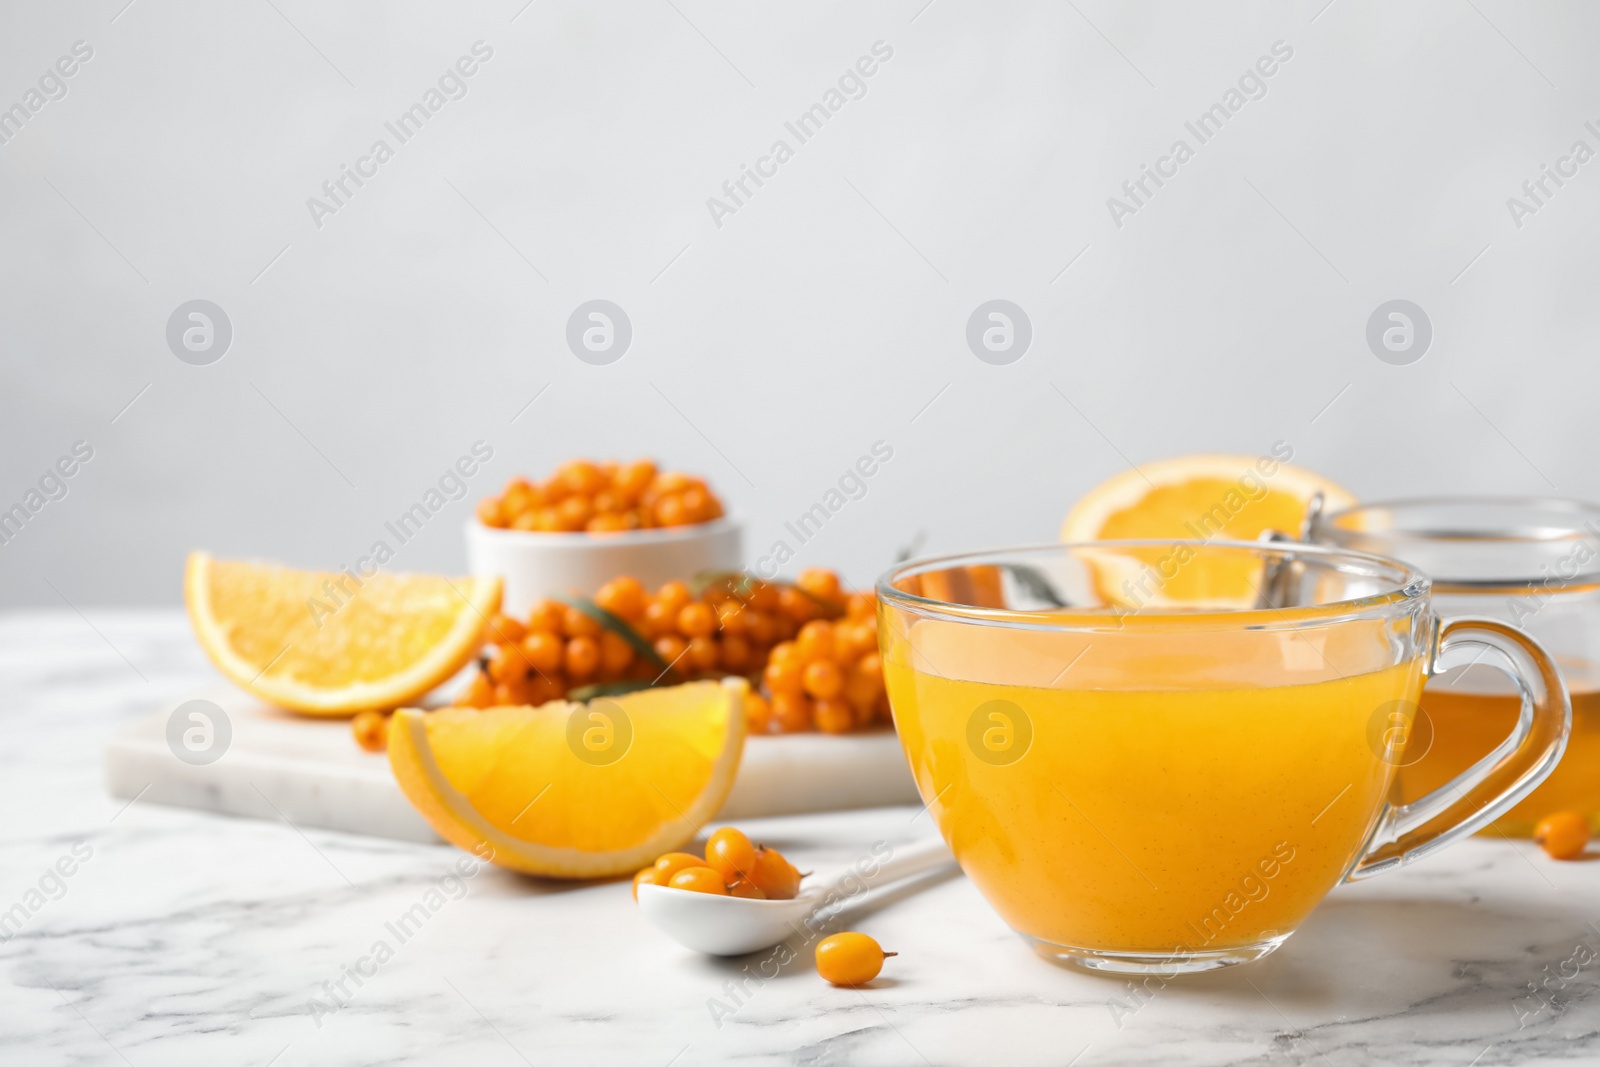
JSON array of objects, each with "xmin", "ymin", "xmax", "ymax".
[{"xmin": 3, "ymin": 0, "xmax": 1596, "ymax": 607}]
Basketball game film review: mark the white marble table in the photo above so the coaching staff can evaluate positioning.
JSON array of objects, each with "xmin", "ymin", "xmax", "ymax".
[{"xmin": 4, "ymin": 610, "xmax": 1598, "ymax": 1066}]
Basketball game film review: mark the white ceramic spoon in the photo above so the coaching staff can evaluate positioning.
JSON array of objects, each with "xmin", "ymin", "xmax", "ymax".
[{"xmin": 637, "ymin": 838, "xmax": 956, "ymax": 956}]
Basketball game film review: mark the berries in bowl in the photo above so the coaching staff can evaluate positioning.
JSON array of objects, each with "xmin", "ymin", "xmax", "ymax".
[{"xmin": 465, "ymin": 459, "xmax": 742, "ymax": 615}]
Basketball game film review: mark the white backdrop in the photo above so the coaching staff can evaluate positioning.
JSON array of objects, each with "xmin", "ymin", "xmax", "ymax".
[{"xmin": 3, "ymin": 0, "xmax": 1597, "ymax": 607}]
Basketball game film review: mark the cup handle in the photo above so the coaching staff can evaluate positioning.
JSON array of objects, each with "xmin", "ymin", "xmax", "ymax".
[{"xmin": 1346, "ymin": 616, "xmax": 1570, "ymax": 880}]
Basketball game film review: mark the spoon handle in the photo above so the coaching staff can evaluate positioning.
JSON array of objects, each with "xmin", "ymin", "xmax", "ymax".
[{"xmin": 812, "ymin": 837, "xmax": 955, "ymax": 901}]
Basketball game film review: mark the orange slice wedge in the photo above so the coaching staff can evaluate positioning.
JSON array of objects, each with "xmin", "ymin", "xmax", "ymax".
[
  {"xmin": 388, "ymin": 679, "xmax": 747, "ymax": 878},
  {"xmin": 1061, "ymin": 454, "xmax": 1355, "ymax": 607},
  {"xmin": 185, "ymin": 552, "xmax": 499, "ymax": 716}
]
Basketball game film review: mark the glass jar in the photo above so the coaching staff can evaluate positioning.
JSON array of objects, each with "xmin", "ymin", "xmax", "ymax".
[{"xmin": 1313, "ymin": 497, "xmax": 1600, "ymax": 834}]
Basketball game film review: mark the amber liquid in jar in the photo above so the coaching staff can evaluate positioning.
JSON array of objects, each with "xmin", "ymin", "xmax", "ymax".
[{"xmin": 1400, "ymin": 665, "xmax": 1600, "ymax": 835}]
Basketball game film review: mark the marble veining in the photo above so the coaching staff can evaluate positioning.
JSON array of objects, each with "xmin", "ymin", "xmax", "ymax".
[{"xmin": 3, "ymin": 611, "xmax": 1600, "ymax": 1065}]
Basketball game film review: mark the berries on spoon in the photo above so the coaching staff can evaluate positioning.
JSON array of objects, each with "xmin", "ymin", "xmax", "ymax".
[
  {"xmin": 630, "ymin": 829, "xmax": 807, "ymax": 900},
  {"xmin": 747, "ymin": 844, "xmax": 804, "ymax": 900},
  {"xmin": 654, "ymin": 852, "xmax": 705, "ymax": 881},
  {"xmin": 668, "ymin": 867, "xmax": 728, "ymax": 895},
  {"xmin": 706, "ymin": 827, "xmax": 757, "ymax": 882}
]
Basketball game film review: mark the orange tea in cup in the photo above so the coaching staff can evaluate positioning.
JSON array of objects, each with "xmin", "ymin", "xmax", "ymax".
[{"xmin": 880, "ymin": 542, "xmax": 1568, "ymax": 973}]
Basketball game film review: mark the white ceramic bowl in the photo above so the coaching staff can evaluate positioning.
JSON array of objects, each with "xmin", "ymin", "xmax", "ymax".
[{"xmin": 465, "ymin": 517, "xmax": 744, "ymax": 616}]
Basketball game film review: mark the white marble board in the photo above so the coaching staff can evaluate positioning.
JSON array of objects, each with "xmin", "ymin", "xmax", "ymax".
[{"xmin": 102, "ymin": 685, "xmax": 922, "ymax": 843}]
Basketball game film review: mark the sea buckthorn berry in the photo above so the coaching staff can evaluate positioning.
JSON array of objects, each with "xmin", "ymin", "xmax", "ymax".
[
  {"xmin": 720, "ymin": 635, "xmax": 753, "ymax": 672},
  {"xmin": 527, "ymin": 599, "xmax": 566, "ymax": 634},
  {"xmin": 853, "ymin": 652, "xmax": 883, "ymax": 687},
  {"xmin": 797, "ymin": 568, "xmax": 841, "ymax": 601},
  {"xmin": 715, "ymin": 601, "xmax": 747, "ymax": 635},
  {"xmin": 847, "ymin": 592, "xmax": 876, "ymax": 620},
  {"xmin": 705, "ymin": 827, "xmax": 757, "ymax": 882},
  {"xmin": 654, "ymin": 852, "xmax": 704, "ymax": 880},
  {"xmin": 779, "ymin": 586, "xmax": 816, "ymax": 622},
  {"xmin": 748, "ymin": 845, "xmax": 803, "ymax": 899},
  {"xmin": 744, "ymin": 611, "xmax": 776, "ymax": 645},
  {"xmin": 557, "ymin": 460, "xmax": 606, "ymax": 496},
  {"xmin": 502, "ymin": 477, "xmax": 537, "ymax": 512},
  {"xmin": 352, "ymin": 710, "xmax": 388, "ymax": 752},
  {"xmin": 814, "ymin": 697, "xmax": 855, "ymax": 734},
  {"xmin": 600, "ymin": 631, "xmax": 634, "ymax": 676},
  {"xmin": 1534, "ymin": 811, "xmax": 1591, "ymax": 860},
  {"xmin": 655, "ymin": 494, "xmax": 688, "ymax": 527},
  {"xmin": 527, "ymin": 674, "xmax": 565, "ymax": 705},
  {"xmin": 745, "ymin": 692, "xmax": 772, "ymax": 733},
  {"xmin": 493, "ymin": 680, "xmax": 528, "ymax": 705},
  {"xmin": 521, "ymin": 631, "xmax": 564, "ymax": 675},
  {"xmin": 796, "ymin": 621, "xmax": 835, "ymax": 664},
  {"xmin": 748, "ymin": 582, "xmax": 781, "ymax": 613},
  {"xmin": 728, "ymin": 879, "xmax": 767, "ymax": 899},
  {"xmin": 687, "ymin": 635, "xmax": 720, "ymax": 671},
  {"xmin": 835, "ymin": 621, "xmax": 878, "ymax": 661},
  {"xmin": 552, "ymin": 503, "xmax": 586, "ymax": 531},
  {"xmin": 641, "ymin": 600, "xmax": 676, "ymax": 638},
  {"xmin": 652, "ymin": 471, "xmax": 695, "ymax": 496},
  {"xmin": 771, "ymin": 692, "xmax": 812, "ymax": 733},
  {"xmin": 615, "ymin": 460, "xmax": 657, "ymax": 500},
  {"xmin": 562, "ymin": 606, "xmax": 602, "ymax": 639},
  {"xmin": 845, "ymin": 672, "xmax": 881, "ymax": 718},
  {"xmin": 815, "ymin": 933, "xmax": 895, "ymax": 987},
  {"xmin": 680, "ymin": 486, "xmax": 713, "ymax": 523},
  {"xmin": 596, "ymin": 576, "xmax": 647, "ymax": 620},
  {"xmin": 592, "ymin": 490, "xmax": 624, "ymax": 515},
  {"xmin": 586, "ymin": 513, "xmax": 631, "ymax": 533},
  {"xmin": 488, "ymin": 613, "xmax": 526, "ymax": 646},
  {"xmin": 768, "ymin": 641, "xmax": 800, "ymax": 668},
  {"xmin": 511, "ymin": 511, "xmax": 540, "ymax": 531},
  {"xmin": 803, "ymin": 660, "xmax": 844, "ymax": 700},
  {"xmin": 668, "ymin": 867, "xmax": 729, "ymax": 895},
  {"xmin": 460, "ymin": 671, "xmax": 494, "ymax": 708},
  {"xmin": 558, "ymin": 495, "xmax": 594, "ymax": 528},
  {"xmin": 476, "ymin": 497, "xmax": 507, "ymax": 528},
  {"xmin": 533, "ymin": 506, "xmax": 564, "ymax": 532},
  {"xmin": 764, "ymin": 659, "xmax": 804, "ymax": 695},
  {"xmin": 488, "ymin": 650, "xmax": 526, "ymax": 685},
  {"xmin": 564, "ymin": 636, "xmax": 600, "ymax": 679},
  {"xmin": 654, "ymin": 634, "xmax": 689, "ymax": 666},
  {"xmin": 633, "ymin": 866, "xmax": 664, "ymax": 901},
  {"xmin": 678, "ymin": 602, "xmax": 717, "ymax": 639},
  {"xmin": 656, "ymin": 581, "xmax": 693, "ymax": 615}
]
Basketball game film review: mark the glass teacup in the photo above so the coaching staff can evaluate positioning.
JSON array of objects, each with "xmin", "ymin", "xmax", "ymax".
[
  {"xmin": 878, "ymin": 541, "xmax": 1568, "ymax": 974},
  {"xmin": 1313, "ymin": 497, "xmax": 1600, "ymax": 834}
]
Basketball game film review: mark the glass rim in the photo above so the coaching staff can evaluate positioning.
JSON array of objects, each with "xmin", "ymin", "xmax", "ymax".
[
  {"xmin": 876, "ymin": 539, "xmax": 1430, "ymax": 630},
  {"xmin": 1319, "ymin": 495, "xmax": 1600, "ymax": 541},
  {"xmin": 1315, "ymin": 495, "xmax": 1600, "ymax": 587}
]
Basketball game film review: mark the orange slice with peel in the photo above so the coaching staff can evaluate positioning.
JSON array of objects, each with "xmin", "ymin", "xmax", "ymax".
[
  {"xmin": 1061, "ymin": 454, "xmax": 1355, "ymax": 607},
  {"xmin": 388, "ymin": 679, "xmax": 747, "ymax": 878},
  {"xmin": 185, "ymin": 551, "xmax": 499, "ymax": 716}
]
